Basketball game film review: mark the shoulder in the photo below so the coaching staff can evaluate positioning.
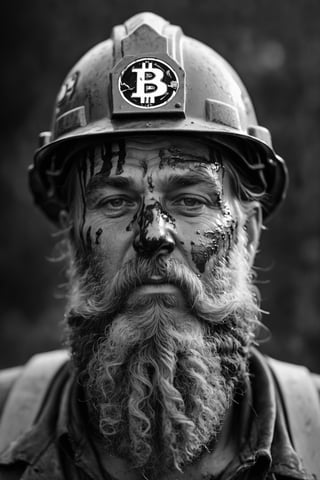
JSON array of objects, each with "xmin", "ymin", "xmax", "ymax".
[
  {"xmin": 0, "ymin": 350, "xmax": 71, "ymax": 480},
  {"xmin": 0, "ymin": 350, "xmax": 70, "ymax": 413},
  {"xmin": 250, "ymin": 348, "xmax": 320, "ymax": 406},
  {"xmin": 0, "ymin": 350, "xmax": 70, "ymax": 448},
  {"xmin": 0, "ymin": 366, "xmax": 22, "ymax": 417},
  {"xmin": 311, "ymin": 372, "xmax": 320, "ymax": 396},
  {"xmin": 266, "ymin": 354, "xmax": 320, "ymax": 396}
]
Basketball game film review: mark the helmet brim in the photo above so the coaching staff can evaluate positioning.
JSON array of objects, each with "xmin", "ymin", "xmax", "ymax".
[{"xmin": 31, "ymin": 117, "xmax": 288, "ymax": 223}]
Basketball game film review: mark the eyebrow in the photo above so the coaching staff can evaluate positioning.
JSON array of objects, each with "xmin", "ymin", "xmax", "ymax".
[
  {"xmin": 85, "ymin": 169, "xmax": 222, "ymax": 196},
  {"xmin": 86, "ymin": 175, "xmax": 137, "ymax": 195},
  {"xmin": 160, "ymin": 171, "xmax": 222, "ymax": 193}
]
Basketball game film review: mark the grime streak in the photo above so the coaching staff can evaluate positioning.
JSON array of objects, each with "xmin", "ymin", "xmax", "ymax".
[
  {"xmin": 116, "ymin": 140, "xmax": 126, "ymax": 175},
  {"xmin": 86, "ymin": 226, "xmax": 92, "ymax": 251},
  {"xmin": 95, "ymin": 228, "xmax": 103, "ymax": 245},
  {"xmin": 147, "ymin": 175, "xmax": 154, "ymax": 192},
  {"xmin": 209, "ymin": 147, "xmax": 225, "ymax": 209},
  {"xmin": 209, "ymin": 146, "xmax": 223, "ymax": 174},
  {"xmin": 100, "ymin": 142, "xmax": 113, "ymax": 176},
  {"xmin": 191, "ymin": 221, "xmax": 238, "ymax": 273},
  {"xmin": 159, "ymin": 147, "xmax": 209, "ymax": 170},
  {"xmin": 133, "ymin": 200, "xmax": 176, "ymax": 255},
  {"xmin": 140, "ymin": 160, "xmax": 148, "ymax": 177},
  {"xmin": 126, "ymin": 210, "xmax": 139, "ymax": 232}
]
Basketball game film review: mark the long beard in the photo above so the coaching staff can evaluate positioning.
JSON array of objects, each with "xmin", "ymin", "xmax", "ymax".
[{"xmin": 65, "ymin": 231, "xmax": 260, "ymax": 476}]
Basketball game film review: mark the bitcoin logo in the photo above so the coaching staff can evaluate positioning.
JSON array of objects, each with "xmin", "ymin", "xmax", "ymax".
[
  {"xmin": 119, "ymin": 58, "xmax": 179, "ymax": 109},
  {"xmin": 131, "ymin": 61, "xmax": 167, "ymax": 105}
]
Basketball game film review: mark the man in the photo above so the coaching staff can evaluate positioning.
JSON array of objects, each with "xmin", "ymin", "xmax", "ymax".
[{"xmin": 0, "ymin": 11, "xmax": 319, "ymax": 480}]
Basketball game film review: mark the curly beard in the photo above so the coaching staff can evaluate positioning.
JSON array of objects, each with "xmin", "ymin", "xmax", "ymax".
[{"xmin": 65, "ymin": 230, "xmax": 260, "ymax": 477}]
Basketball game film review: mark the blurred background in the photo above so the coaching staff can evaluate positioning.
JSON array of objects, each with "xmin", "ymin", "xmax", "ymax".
[{"xmin": 0, "ymin": 0, "xmax": 319, "ymax": 369}]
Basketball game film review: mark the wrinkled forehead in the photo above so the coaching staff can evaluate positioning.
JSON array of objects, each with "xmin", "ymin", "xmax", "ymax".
[{"xmin": 85, "ymin": 135, "xmax": 223, "ymax": 180}]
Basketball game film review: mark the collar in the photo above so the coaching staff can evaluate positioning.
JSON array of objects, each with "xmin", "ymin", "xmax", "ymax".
[
  {"xmin": 60, "ymin": 348, "xmax": 311, "ymax": 480},
  {"xmin": 220, "ymin": 348, "xmax": 309, "ymax": 480}
]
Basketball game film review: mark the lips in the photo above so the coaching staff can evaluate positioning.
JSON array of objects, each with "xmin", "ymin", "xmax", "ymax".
[{"xmin": 146, "ymin": 275, "xmax": 168, "ymax": 285}]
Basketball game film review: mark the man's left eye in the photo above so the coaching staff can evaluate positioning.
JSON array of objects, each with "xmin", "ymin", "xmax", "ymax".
[
  {"xmin": 107, "ymin": 198, "xmax": 126, "ymax": 208},
  {"xmin": 174, "ymin": 197, "xmax": 206, "ymax": 207}
]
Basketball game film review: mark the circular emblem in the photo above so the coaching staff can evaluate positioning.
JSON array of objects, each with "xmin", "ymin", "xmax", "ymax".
[{"xmin": 118, "ymin": 57, "xmax": 179, "ymax": 109}]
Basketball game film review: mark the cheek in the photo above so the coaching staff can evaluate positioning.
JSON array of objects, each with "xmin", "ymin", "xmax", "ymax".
[
  {"xmin": 80, "ymin": 213, "xmax": 135, "ymax": 269},
  {"xmin": 73, "ymin": 214, "xmax": 106, "ymax": 252},
  {"xmin": 178, "ymin": 214, "xmax": 238, "ymax": 275},
  {"xmin": 191, "ymin": 221, "xmax": 238, "ymax": 274}
]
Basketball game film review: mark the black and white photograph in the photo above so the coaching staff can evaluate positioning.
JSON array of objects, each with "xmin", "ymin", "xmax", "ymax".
[{"xmin": 0, "ymin": 1, "xmax": 319, "ymax": 478}]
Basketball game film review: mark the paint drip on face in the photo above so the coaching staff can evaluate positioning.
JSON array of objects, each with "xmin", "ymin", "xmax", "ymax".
[
  {"xmin": 159, "ymin": 146, "xmax": 220, "ymax": 171},
  {"xmin": 116, "ymin": 140, "xmax": 126, "ymax": 175},
  {"xmin": 75, "ymin": 141, "xmax": 127, "ymax": 250},
  {"xmin": 95, "ymin": 228, "xmax": 103, "ymax": 245},
  {"xmin": 86, "ymin": 226, "xmax": 92, "ymax": 251},
  {"xmin": 159, "ymin": 146, "xmax": 222, "ymax": 177},
  {"xmin": 191, "ymin": 220, "xmax": 238, "ymax": 274},
  {"xmin": 190, "ymin": 148, "xmax": 240, "ymax": 274},
  {"xmin": 134, "ymin": 200, "xmax": 176, "ymax": 255},
  {"xmin": 147, "ymin": 175, "xmax": 154, "ymax": 193},
  {"xmin": 100, "ymin": 143, "xmax": 113, "ymax": 176},
  {"xmin": 139, "ymin": 160, "xmax": 148, "ymax": 177}
]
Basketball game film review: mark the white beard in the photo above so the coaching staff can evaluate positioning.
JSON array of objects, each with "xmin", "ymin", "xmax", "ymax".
[{"xmin": 66, "ymin": 230, "xmax": 260, "ymax": 477}]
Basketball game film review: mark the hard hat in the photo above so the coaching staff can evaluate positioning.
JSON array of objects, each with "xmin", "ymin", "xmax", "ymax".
[{"xmin": 29, "ymin": 12, "xmax": 288, "ymax": 223}]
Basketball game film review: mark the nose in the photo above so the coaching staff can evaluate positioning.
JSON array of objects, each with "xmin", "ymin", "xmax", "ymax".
[{"xmin": 133, "ymin": 203, "xmax": 175, "ymax": 257}]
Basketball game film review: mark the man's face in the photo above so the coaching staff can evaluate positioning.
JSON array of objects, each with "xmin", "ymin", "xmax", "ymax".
[
  {"xmin": 65, "ymin": 135, "xmax": 260, "ymax": 477},
  {"xmin": 73, "ymin": 135, "xmax": 238, "ymax": 284}
]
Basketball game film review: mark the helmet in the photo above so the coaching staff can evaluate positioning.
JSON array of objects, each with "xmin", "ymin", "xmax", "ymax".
[{"xmin": 29, "ymin": 12, "xmax": 288, "ymax": 223}]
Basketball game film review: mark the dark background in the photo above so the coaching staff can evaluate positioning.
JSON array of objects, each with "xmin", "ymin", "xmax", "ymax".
[{"xmin": 0, "ymin": 0, "xmax": 319, "ymax": 370}]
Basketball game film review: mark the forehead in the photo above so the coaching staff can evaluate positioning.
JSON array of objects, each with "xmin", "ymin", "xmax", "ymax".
[
  {"xmin": 112, "ymin": 136, "xmax": 211, "ymax": 161},
  {"xmin": 87, "ymin": 135, "xmax": 222, "ymax": 182}
]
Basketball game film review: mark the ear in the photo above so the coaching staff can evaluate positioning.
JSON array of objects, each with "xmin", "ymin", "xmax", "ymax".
[{"xmin": 245, "ymin": 205, "xmax": 262, "ymax": 266}]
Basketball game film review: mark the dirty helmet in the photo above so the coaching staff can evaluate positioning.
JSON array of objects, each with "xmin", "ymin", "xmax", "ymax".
[{"xmin": 29, "ymin": 12, "xmax": 288, "ymax": 223}]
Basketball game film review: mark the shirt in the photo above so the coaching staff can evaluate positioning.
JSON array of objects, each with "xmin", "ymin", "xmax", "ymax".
[{"xmin": 0, "ymin": 349, "xmax": 315, "ymax": 480}]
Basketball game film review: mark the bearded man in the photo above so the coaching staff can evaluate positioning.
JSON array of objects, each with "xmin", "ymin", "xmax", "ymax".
[{"xmin": 0, "ymin": 12, "xmax": 319, "ymax": 480}]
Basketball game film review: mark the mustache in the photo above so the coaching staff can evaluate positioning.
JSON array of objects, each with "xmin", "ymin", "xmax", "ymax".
[
  {"xmin": 68, "ymin": 256, "xmax": 219, "ymax": 326},
  {"xmin": 102, "ymin": 257, "xmax": 204, "ymax": 315}
]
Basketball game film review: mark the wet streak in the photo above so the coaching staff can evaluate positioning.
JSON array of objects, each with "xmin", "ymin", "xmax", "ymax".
[
  {"xmin": 212, "ymin": 148, "xmax": 226, "ymax": 211},
  {"xmin": 126, "ymin": 210, "xmax": 139, "ymax": 232},
  {"xmin": 100, "ymin": 143, "xmax": 113, "ymax": 176},
  {"xmin": 209, "ymin": 147, "xmax": 223, "ymax": 174},
  {"xmin": 116, "ymin": 140, "xmax": 126, "ymax": 175},
  {"xmin": 86, "ymin": 226, "xmax": 92, "ymax": 251},
  {"xmin": 159, "ymin": 146, "xmax": 224, "ymax": 210},
  {"xmin": 147, "ymin": 175, "xmax": 154, "ymax": 192},
  {"xmin": 159, "ymin": 147, "xmax": 208, "ymax": 169},
  {"xmin": 191, "ymin": 220, "xmax": 238, "ymax": 273},
  {"xmin": 138, "ymin": 201, "xmax": 176, "ymax": 253},
  {"xmin": 140, "ymin": 160, "xmax": 148, "ymax": 177},
  {"xmin": 95, "ymin": 228, "xmax": 103, "ymax": 245},
  {"xmin": 146, "ymin": 202, "xmax": 175, "ymax": 229},
  {"xmin": 127, "ymin": 199, "xmax": 176, "ymax": 254}
]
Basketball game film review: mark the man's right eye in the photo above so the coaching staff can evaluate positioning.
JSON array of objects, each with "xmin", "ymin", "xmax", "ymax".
[
  {"xmin": 97, "ymin": 196, "xmax": 137, "ymax": 213},
  {"xmin": 103, "ymin": 198, "xmax": 126, "ymax": 208}
]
